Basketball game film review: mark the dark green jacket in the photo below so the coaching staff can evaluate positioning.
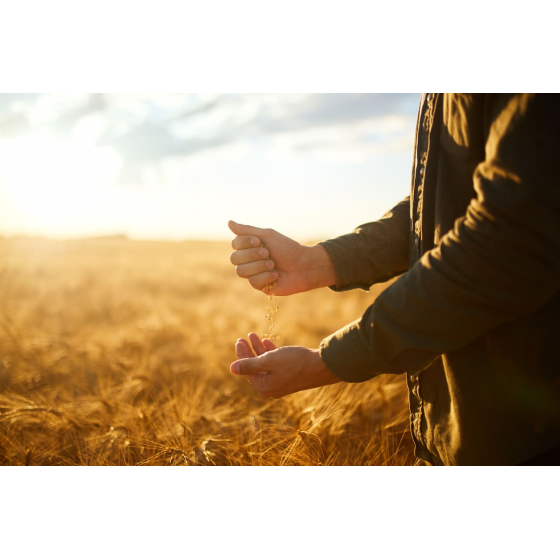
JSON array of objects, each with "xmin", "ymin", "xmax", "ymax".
[{"xmin": 319, "ymin": 93, "xmax": 560, "ymax": 466}]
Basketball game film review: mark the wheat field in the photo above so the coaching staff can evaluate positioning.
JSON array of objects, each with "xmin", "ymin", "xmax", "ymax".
[{"xmin": 0, "ymin": 238, "xmax": 415, "ymax": 466}]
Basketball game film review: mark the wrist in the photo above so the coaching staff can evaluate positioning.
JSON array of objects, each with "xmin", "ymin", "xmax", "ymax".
[
  {"xmin": 306, "ymin": 244, "xmax": 337, "ymax": 290},
  {"xmin": 308, "ymin": 349, "xmax": 341, "ymax": 388}
]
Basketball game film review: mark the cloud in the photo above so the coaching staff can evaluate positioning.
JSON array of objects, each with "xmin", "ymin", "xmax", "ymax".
[{"xmin": 0, "ymin": 93, "xmax": 420, "ymax": 180}]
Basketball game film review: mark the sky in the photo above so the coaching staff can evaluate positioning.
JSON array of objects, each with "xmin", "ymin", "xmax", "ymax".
[{"xmin": 0, "ymin": 93, "xmax": 420, "ymax": 241}]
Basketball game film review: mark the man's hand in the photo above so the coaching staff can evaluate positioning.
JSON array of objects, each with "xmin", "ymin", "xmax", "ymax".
[
  {"xmin": 228, "ymin": 221, "xmax": 336, "ymax": 296},
  {"xmin": 231, "ymin": 333, "xmax": 341, "ymax": 399}
]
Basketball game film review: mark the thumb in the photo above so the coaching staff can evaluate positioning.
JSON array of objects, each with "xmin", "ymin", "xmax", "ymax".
[
  {"xmin": 228, "ymin": 220, "xmax": 266, "ymax": 238},
  {"xmin": 231, "ymin": 355, "xmax": 270, "ymax": 376}
]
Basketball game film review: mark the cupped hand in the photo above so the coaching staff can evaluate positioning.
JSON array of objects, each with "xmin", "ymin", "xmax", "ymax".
[
  {"xmin": 231, "ymin": 332, "xmax": 341, "ymax": 399},
  {"xmin": 228, "ymin": 221, "xmax": 336, "ymax": 296}
]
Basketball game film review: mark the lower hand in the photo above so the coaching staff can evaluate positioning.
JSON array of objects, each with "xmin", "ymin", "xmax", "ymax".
[{"xmin": 231, "ymin": 333, "xmax": 341, "ymax": 399}]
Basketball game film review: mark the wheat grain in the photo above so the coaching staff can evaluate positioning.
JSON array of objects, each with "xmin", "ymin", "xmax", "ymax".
[{"xmin": 262, "ymin": 282, "xmax": 280, "ymax": 342}]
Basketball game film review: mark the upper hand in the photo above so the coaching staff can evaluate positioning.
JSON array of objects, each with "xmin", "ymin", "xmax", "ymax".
[
  {"xmin": 231, "ymin": 333, "xmax": 341, "ymax": 399},
  {"xmin": 228, "ymin": 220, "xmax": 336, "ymax": 296}
]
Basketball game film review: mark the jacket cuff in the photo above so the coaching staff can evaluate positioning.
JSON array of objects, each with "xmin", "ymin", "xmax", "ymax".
[
  {"xmin": 319, "ymin": 320, "xmax": 379, "ymax": 383},
  {"xmin": 318, "ymin": 237, "xmax": 372, "ymax": 292}
]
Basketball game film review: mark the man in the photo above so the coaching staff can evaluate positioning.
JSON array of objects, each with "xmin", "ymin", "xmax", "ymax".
[{"xmin": 228, "ymin": 94, "xmax": 560, "ymax": 466}]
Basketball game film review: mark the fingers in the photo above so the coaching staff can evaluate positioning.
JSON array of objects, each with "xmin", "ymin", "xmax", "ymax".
[
  {"xmin": 248, "ymin": 271, "xmax": 279, "ymax": 290},
  {"xmin": 235, "ymin": 259, "xmax": 276, "ymax": 280},
  {"xmin": 231, "ymin": 355, "xmax": 269, "ymax": 376},
  {"xmin": 249, "ymin": 333, "xmax": 278, "ymax": 353},
  {"xmin": 230, "ymin": 247, "xmax": 269, "ymax": 266},
  {"xmin": 248, "ymin": 333, "xmax": 267, "ymax": 356},
  {"xmin": 229, "ymin": 221, "xmax": 275, "ymax": 252},
  {"xmin": 229, "ymin": 221, "xmax": 267, "ymax": 238},
  {"xmin": 236, "ymin": 339, "xmax": 254, "ymax": 359},
  {"xmin": 263, "ymin": 338, "xmax": 278, "ymax": 352},
  {"xmin": 231, "ymin": 236, "xmax": 262, "ymax": 251}
]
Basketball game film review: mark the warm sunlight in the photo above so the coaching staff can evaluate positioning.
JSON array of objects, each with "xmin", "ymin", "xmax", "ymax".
[
  {"xmin": 0, "ymin": 133, "xmax": 121, "ymax": 237},
  {"xmin": 1, "ymin": 93, "xmax": 558, "ymax": 475},
  {"xmin": 0, "ymin": 94, "xmax": 418, "ymax": 241}
]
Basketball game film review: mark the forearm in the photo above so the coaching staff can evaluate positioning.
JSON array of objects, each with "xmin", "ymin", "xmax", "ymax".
[{"xmin": 321, "ymin": 94, "xmax": 560, "ymax": 382}]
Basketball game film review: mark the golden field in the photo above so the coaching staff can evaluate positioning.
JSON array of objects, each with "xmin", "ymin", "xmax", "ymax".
[{"xmin": 0, "ymin": 238, "xmax": 414, "ymax": 466}]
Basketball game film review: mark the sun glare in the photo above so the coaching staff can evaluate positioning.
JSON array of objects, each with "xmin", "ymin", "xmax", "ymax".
[{"xmin": 0, "ymin": 133, "xmax": 121, "ymax": 237}]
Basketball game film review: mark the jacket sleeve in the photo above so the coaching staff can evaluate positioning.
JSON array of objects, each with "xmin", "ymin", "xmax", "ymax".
[
  {"xmin": 318, "ymin": 196, "xmax": 411, "ymax": 292},
  {"xmin": 320, "ymin": 94, "xmax": 560, "ymax": 382}
]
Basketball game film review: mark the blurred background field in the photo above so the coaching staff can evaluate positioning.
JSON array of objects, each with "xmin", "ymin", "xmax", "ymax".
[
  {"xmin": 0, "ymin": 94, "xmax": 419, "ymax": 466},
  {"xmin": 0, "ymin": 237, "xmax": 414, "ymax": 466}
]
